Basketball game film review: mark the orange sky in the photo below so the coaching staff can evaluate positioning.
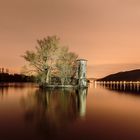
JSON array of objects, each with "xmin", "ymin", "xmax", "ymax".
[{"xmin": 0, "ymin": 0, "xmax": 140, "ymax": 78}]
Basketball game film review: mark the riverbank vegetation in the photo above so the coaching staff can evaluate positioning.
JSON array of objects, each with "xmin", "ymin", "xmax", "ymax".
[{"xmin": 0, "ymin": 72, "xmax": 34, "ymax": 83}]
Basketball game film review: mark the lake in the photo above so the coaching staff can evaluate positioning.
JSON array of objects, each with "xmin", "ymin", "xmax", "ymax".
[{"xmin": 1, "ymin": 83, "xmax": 140, "ymax": 140}]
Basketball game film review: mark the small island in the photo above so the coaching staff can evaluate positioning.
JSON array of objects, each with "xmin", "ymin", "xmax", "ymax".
[{"xmin": 22, "ymin": 36, "xmax": 88, "ymax": 88}]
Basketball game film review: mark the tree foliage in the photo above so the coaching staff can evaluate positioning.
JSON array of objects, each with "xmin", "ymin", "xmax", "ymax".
[
  {"xmin": 22, "ymin": 36, "xmax": 78, "ymax": 85},
  {"xmin": 56, "ymin": 47, "xmax": 78, "ymax": 85}
]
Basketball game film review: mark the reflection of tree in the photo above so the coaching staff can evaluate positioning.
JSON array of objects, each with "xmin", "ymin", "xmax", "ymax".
[
  {"xmin": 0, "ymin": 87, "xmax": 8, "ymax": 99},
  {"xmin": 21, "ymin": 88, "xmax": 87, "ymax": 138},
  {"xmin": 0, "ymin": 83, "xmax": 35, "ymax": 99}
]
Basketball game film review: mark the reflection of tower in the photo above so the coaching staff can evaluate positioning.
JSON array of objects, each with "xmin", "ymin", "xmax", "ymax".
[
  {"xmin": 77, "ymin": 88, "xmax": 87, "ymax": 117},
  {"xmin": 76, "ymin": 59, "xmax": 88, "ymax": 88}
]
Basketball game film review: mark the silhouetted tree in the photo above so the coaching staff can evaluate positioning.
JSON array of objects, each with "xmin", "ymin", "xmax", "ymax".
[{"xmin": 0, "ymin": 73, "xmax": 35, "ymax": 83}]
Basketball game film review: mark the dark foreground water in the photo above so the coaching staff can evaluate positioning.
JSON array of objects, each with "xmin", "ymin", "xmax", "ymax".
[{"xmin": 1, "ymin": 83, "xmax": 140, "ymax": 140}]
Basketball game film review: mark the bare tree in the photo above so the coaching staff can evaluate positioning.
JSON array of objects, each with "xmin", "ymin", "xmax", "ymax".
[
  {"xmin": 22, "ymin": 36, "xmax": 60, "ymax": 85},
  {"xmin": 22, "ymin": 36, "xmax": 78, "ymax": 86},
  {"xmin": 56, "ymin": 47, "xmax": 78, "ymax": 85}
]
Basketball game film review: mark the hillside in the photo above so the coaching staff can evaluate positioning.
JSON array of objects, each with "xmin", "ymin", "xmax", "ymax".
[{"xmin": 98, "ymin": 69, "xmax": 140, "ymax": 81}]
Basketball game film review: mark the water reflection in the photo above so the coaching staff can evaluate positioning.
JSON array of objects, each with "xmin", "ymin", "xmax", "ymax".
[
  {"xmin": 0, "ymin": 87, "xmax": 8, "ymax": 98},
  {"xmin": 1, "ymin": 84, "xmax": 140, "ymax": 140},
  {"xmin": 21, "ymin": 88, "xmax": 87, "ymax": 138},
  {"xmin": 96, "ymin": 81, "xmax": 140, "ymax": 94},
  {"xmin": 0, "ymin": 83, "xmax": 32, "ymax": 99}
]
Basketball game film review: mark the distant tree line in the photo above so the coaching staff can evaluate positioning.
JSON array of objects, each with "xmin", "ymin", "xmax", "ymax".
[{"xmin": 0, "ymin": 68, "xmax": 35, "ymax": 82}]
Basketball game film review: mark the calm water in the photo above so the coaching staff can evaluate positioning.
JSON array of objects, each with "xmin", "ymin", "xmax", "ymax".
[{"xmin": 1, "ymin": 83, "xmax": 140, "ymax": 140}]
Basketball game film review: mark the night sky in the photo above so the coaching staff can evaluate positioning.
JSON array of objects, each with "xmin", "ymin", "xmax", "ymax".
[{"xmin": 1, "ymin": 0, "xmax": 140, "ymax": 78}]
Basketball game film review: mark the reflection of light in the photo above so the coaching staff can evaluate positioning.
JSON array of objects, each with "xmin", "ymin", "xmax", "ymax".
[
  {"xmin": 136, "ymin": 81, "xmax": 140, "ymax": 91},
  {"xmin": 93, "ymin": 81, "xmax": 140, "ymax": 92},
  {"xmin": 89, "ymin": 83, "xmax": 92, "ymax": 88},
  {"xmin": 96, "ymin": 81, "xmax": 140, "ymax": 91},
  {"xmin": 94, "ymin": 81, "xmax": 97, "ymax": 89}
]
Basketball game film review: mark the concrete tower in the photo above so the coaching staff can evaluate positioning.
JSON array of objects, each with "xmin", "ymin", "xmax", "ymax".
[{"xmin": 76, "ymin": 59, "xmax": 88, "ymax": 88}]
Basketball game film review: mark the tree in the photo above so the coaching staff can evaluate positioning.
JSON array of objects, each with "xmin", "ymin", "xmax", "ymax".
[
  {"xmin": 56, "ymin": 47, "xmax": 78, "ymax": 85},
  {"xmin": 22, "ymin": 36, "xmax": 78, "ymax": 86},
  {"xmin": 22, "ymin": 36, "xmax": 60, "ymax": 85}
]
